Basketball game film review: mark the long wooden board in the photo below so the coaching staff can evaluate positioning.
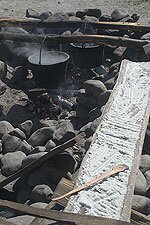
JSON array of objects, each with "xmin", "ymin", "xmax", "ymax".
[
  {"xmin": 65, "ymin": 60, "xmax": 150, "ymax": 222},
  {"xmin": 0, "ymin": 199, "xmax": 132, "ymax": 225},
  {"xmin": 0, "ymin": 18, "xmax": 150, "ymax": 32}
]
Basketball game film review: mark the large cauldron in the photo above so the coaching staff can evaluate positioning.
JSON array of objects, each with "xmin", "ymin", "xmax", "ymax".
[
  {"xmin": 70, "ymin": 43, "xmax": 103, "ymax": 69},
  {"xmin": 28, "ymin": 51, "xmax": 70, "ymax": 88}
]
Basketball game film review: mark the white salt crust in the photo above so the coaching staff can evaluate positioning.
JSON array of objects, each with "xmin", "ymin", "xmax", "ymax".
[{"xmin": 65, "ymin": 61, "xmax": 150, "ymax": 220}]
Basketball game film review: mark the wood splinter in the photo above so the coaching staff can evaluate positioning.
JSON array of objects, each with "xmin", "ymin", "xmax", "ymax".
[{"xmin": 52, "ymin": 164, "xmax": 128, "ymax": 201}]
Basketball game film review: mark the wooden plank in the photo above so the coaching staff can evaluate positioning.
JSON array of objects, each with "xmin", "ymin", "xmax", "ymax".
[
  {"xmin": 0, "ymin": 18, "xmax": 150, "ymax": 32},
  {"xmin": 0, "ymin": 32, "xmax": 149, "ymax": 48},
  {"xmin": 131, "ymin": 210, "xmax": 150, "ymax": 225},
  {"xmin": 65, "ymin": 60, "xmax": 150, "ymax": 222},
  {"xmin": 0, "ymin": 199, "xmax": 132, "ymax": 225},
  {"xmin": 0, "ymin": 217, "xmax": 16, "ymax": 225},
  {"xmin": 0, "ymin": 132, "xmax": 85, "ymax": 189}
]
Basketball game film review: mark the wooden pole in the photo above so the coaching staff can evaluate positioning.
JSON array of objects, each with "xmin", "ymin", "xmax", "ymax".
[
  {"xmin": 0, "ymin": 32, "xmax": 149, "ymax": 48},
  {"xmin": 0, "ymin": 18, "xmax": 150, "ymax": 32}
]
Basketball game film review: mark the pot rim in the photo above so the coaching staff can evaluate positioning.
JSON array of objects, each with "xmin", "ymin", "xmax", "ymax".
[
  {"xmin": 28, "ymin": 50, "xmax": 70, "ymax": 66},
  {"xmin": 70, "ymin": 43, "xmax": 100, "ymax": 49}
]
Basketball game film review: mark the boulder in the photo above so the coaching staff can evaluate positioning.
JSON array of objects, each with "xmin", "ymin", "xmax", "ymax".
[
  {"xmin": 84, "ymin": 136, "xmax": 93, "ymax": 151},
  {"xmin": 26, "ymin": 8, "xmax": 40, "ymax": 19},
  {"xmin": 28, "ymin": 127, "xmax": 54, "ymax": 147},
  {"xmin": 46, "ymin": 12, "xmax": 69, "ymax": 21},
  {"xmin": 17, "ymin": 140, "xmax": 33, "ymax": 155},
  {"xmin": 141, "ymin": 32, "xmax": 150, "ymax": 40},
  {"xmin": 2, "ymin": 134, "xmax": 22, "ymax": 154},
  {"xmin": 22, "ymin": 152, "xmax": 47, "ymax": 168},
  {"xmin": 89, "ymin": 107, "xmax": 101, "ymax": 121},
  {"xmin": 140, "ymin": 155, "xmax": 150, "ymax": 173},
  {"xmin": 1, "ymin": 151, "xmax": 26, "ymax": 176},
  {"xmin": 104, "ymin": 77, "xmax": 115, "ymax": 90},
  {"xmin": 0, "ymin": 61, "xmax": 6, "ymax": 80},
  {"xmin": 134, "ymin": 170, "xmax": 147, "ymax": 196},
  {"xmin": 83, "ymin": 15, "xmax": 99, "ymax": 22},
  {"xmin": 30, "ymin": 146, "xmax": 46, "ymax": 154},
  {"xmin": 144, "ymin": 170, "xmax": 150, "ymax": 189},
  {"xmin": 98, "ymin": 90, "xmax": 112, "ymax": 108},
  {"xmin": 76, "ymin": 103, "xmax": 89, "ymax": 120},
  {"xmin": 39, "ymin": 11, "xmax": 52, "ymax": 20},
  {"xmin": 53, "ymin": 120, "xmax": 75, "ymax": 144},
  {"xmin": 19, "ymin": 120, "xmax": 33, "ymax": 138},
  {"xmin": 45, "ymin": 140, "xmax": 56, "ymax": 152},
  {"xmin": 132, "ymin": 195, "xmax": 150, "ymax": 215},
  {"xmin": 84, "ymin": 80, "xmax": 107, "ymax": 99},
  {"xmin": 76, "ymin": 8, "xmax": 101, "ymax": 18},
  {"xmin": 30, "ymin": 202, "xmax": 48, "ymax": 208},
  {"xmin": 78, "ymin": 89, "xmax": 98, "ymax": 110},
  {"xmin": 0, "ymin": 121, "xmax": 14, "ymax": 139},
  {"xmin": 9, "ymin": 128, "xmax": 26, "ymax": 140},
  {"xmin": 31, "ymin": 184, "xmax": 53, "ymax": 203},
  {"xmin": 111, "ymin": 8, "xmax": 129, "ymax": 21}
]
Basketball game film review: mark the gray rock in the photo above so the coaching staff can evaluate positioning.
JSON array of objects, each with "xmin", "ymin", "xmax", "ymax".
[
  {"xmin": 98, "ymin": 90, "xmax": 112, "ymax": 108},
  {"xmin": 30, "ymin": 202, "xmax": 48, "ymax": 208},
  {"xmin": 45, "ymin": 140, "xmax": 56, "ymax": 152},
  {"xmin": 19, "ymin": 120, "xmax": 33, "ymax": 137},
  {"xmin": 68, "ymin": 16, "xmax": 81, "ymax": 21},
  {"xmin": 84, "ymin": 80, "xmax": 107, "ymax": 99},
  {"xmin": 104, "ymin": 77, "xmax": 115, "ymax": 90},
  {"xmin": 11, "ymin": 66, "xmax": 27, "ymax": 86},
  {"xmin": 31, "ymin": 184, "xmax": 53, "ymax": 203},
  {"xmin": 140, "ymin": 155, "xmax": 150, "ymax": 173},
  {"xmin": 134, "ymin": 170, "xmax": 147, "ymax": 196},
  {"xmin": 84, "ymin": 137, "xmax": 93, "ymax": 151},
  {"xmin": 76, "ymin": 103, "xmax": 89, "ymax": 120},
  {"xmin": 31, "ymin": 146, "xmax": 46, "ymax": 154},
  {"xmin": 28, "ymin": 127, "xmax": 54, "ymax": 147},
  {"xmin": 2, "ymin": 134, "xmax": 22, "ymax": 154},
  {"xmin": 26, "ymin": 8, "xmax": 40, "ymax": 19},
  {"xmin": 0, "ymin": 207, "xmax": 16, "ymax": 219},
  {"xmin": 1, "ymin": 151, "xmax": 26, "ymax": 176},
  {"xmin": 9, "ymin": 128, "xmax": 26, "ymax": 140},
  {"xmin": 132, "ymin": 195, "xmax": 150, "ymax": 214},
  {"xmin": 141, "ymin": 32, "xmax": 150, "ymax": 40},
  {"xmin": 144, "ymin": 170, "xmax": 150, "ymax": 189},
  {"xmin": 78, "ymin": 89, "xmax": 98, "ymax": 110},
  {"xmin": 8, "ymin": 215, "xmax": 35, "ymax": 225},
  {"xmin": 111, "ymin": 8, "xmax": 129, "ymax": 21},
  {"xmin": 17, "ymin": 140, "xmax": 33, "ymax": 155},
  {"xmin": 39, "ymin": 11, "xmax": 52, "ymax": 20},
  {"xmin": 83, "ymin": 15, "xmax": 99, "ymax": 22},
  {"xmin": 0, "ymin": 140, "xmax": 2, "ymax": 153},
  {"xmin": 143, "ymin": 43, "xmax": 150, "ymax": 60},
  {"xmin": 90, "ymin": 116, "xmax": 102, "ymax": 134},
  {"xmin": 53, "ymin": 120, "xmax": 75, "ymax": 144},
  {"xmin": 76, "ymin": 8, "xmax": 101, "ymax": 18},
  {"xmin": 131, "ymin": 13, "xmax": 140, "ymax": 22},
  {"xmin": 0, "ymin": 121, "xmax": 14, "ymax": 139},
  {"xmin": 89, "ymin": 106, "xmax": 101, "ymax": 121},
  {"xmin": 46, "ymin": 12, "xmax": 69, "ymax": 21},
  {"xmin": 79, "ymin": 122, "xmax": 93, "ymax": 138},
  {"xmin": 40, "ymin": 119, "xmax": 58, "ymax": 129},
  {"xmin": 22, "ymin": 152, "xmax": 47, "ymax": 168},
  {"xmin": 0, "ymin": 61, "xmax": 6, "ymax": 80},
  {"xmin": 16, "ymin": 185, "xmax": 32, "ymax": 203}
]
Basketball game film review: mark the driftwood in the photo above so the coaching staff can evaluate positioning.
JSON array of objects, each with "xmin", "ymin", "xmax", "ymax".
[
  {"xmin": 0, "ymin": 32, "xmax": 150, "ymax": 48},
  {"xmin": 0, "ymin": 199, "xmax": 132, "ymax": 225},
  {"xmin": 52, "ymin": 164, "xmax": 128, "ymax": 201},
  {"xmin": 0, "ymin": 132, "xmax": 85, "ymax": 189},
  {"xmin": 0, "ymin": 18, "xmax": 150, "ymax": 33}
]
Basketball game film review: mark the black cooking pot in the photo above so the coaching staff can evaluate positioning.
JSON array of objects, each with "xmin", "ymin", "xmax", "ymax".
[
  {"xmin": 70, "ymin": 43, "xmax": 103, "ymax": 69},
  {"xmin": 28, "ymin": 51, "xmax": 70, "ymax": 88}
]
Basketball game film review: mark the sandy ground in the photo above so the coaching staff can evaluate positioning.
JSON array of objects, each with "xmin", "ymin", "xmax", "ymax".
[{"xmin": 0, "ymin": 0, "xmax": 149, "ymax": 18}]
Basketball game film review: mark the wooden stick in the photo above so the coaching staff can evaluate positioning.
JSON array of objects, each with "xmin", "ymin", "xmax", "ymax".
[
  {"xmin": 131, "ymin": 209, "xmax": 150, "ymax": 225},
  {"xmin": 0, "ymin": 132, "xmax": 85, "ymax": 189},
  {"xmin": 52, "ymin": 164, "xmax": 128, "ymax": 201},
  {"xmin": 0, "ymin": 18, "xmax": 150, "ymax": 32},
  {"xmin": 0, "ymin": 199, "xmax": 131, "ymax": 225},
  {"xmin": 0, "ymin": 32, "xmax": 149, "ymax": 48}
]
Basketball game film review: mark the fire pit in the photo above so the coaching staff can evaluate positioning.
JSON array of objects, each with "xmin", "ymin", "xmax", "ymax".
[{"xmin": 28, "ymin": 50, "xmax": 70, "ymax": 88}]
